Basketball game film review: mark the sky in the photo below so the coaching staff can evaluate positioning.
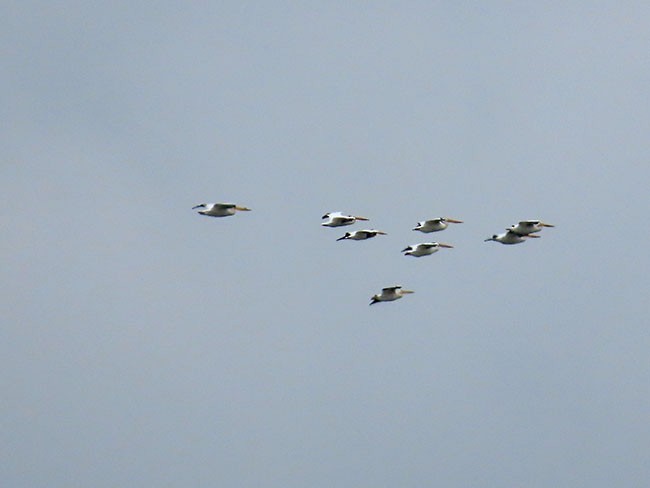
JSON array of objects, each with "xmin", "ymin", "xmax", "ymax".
[{"xmin": 3, "ymin": 2, "xmax": 650, "ymax": 487}]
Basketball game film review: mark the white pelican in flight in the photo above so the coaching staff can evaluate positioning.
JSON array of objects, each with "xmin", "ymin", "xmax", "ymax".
[
  {"xmin": 321, "ymin": 211, "xmax": 369, "ymax": 227},
  {"xmin": 401, "ymin": 242, "xmax": 453, "ymax": 257},
  {"xmin": 336, "ymin": 229, "xmax": 387, "ymax": 241},
  {"xmin": 508, "ymin": 220, "xmax": 555, "ymax": 236},
  {"xmin": 484, "ymin": 230, "xmax": 540, "ymax": 245},
  {"xmin": 193, "ymin": 202, "xmax": 251, "ymax": 217},
  {"xmin": 413, "ymin": 217, "xmax": 463, "ymax": 233},
  {"xmin": 370, "ymin": 286, "xmax": 414, "ymax": 305}
]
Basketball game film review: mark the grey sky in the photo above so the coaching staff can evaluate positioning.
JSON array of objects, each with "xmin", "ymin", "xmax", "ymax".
[{"xmin": 3, "ymin": 2, "xmax": 650, "ymax": 487}]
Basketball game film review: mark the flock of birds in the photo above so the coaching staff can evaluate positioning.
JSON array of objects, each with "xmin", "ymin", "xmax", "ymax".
[{"xmin": 193, "ymin": 202, "xmax": 555, "ymax": 305}]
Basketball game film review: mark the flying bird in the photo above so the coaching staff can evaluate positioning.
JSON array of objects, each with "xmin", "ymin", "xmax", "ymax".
[
  {"xmin": 401, "ymin": 242, "xmax": 453, "ymax": 257},
  {"xmin": 193, "ymin": 203, "xmax": 251, "ymax": 217},
  {"xmin": 321, "ymin": 211, "xmax": 369, "ymax": 227},
  {"xmin": 370, "ymin": 286, "xmax": 414, "ymax": 305},
  {"xmin": 508, "ymin": 220, "xmax": 555, "ymax": 236},
  {"xmin": 413, "ymin": 217, "xmax": 463, "ymax": 233},
  {"xmin": 336, "ymin": 229, "xmax": 387, "ymax": 241},
  {"xmin": 484, "ymin": 230, "xmax": 540, "ymax": 245}
]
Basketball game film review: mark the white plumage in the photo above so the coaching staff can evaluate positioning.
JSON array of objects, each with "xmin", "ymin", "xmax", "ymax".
[
  {"xmin": 321, "ymin": 211, "xmax": 369, "ymax": 227},
  {"xmin": 193, "ymin": 203, "xmax": 251, "ymax": 217},
  {"xmin": 370, "ymin": 286, "xmax": 414, "ymax": 305},
  {"xmin": 413, "ymin": 217, "xmax": 463, "ymax": 233},
  {"xmin": 484, "ymin": 230, "xmax": 540, "ymax": 245},
  {"xmin": 508, "ymin": 220, "xmax": 555, "ymax": 236},
  {"xmin": 336, "ymin": 229, "xmax": 387, "ymax": 241},
  {"xmin": 401, "ymin": 242, "xmax": 453, "ymax": 257}
]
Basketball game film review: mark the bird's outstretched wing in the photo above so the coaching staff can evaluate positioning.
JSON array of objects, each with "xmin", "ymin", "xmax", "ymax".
[
  {"xmin": 517, "ymin": 220, "xmax": 541, "ymax": 228},
  {"xmin": 382, "ymin": 286, "xmax": 401, "ymax": 292},
  {"xmin": 213, "ymin": 203, "xmax": 236, "ymax": 211}
]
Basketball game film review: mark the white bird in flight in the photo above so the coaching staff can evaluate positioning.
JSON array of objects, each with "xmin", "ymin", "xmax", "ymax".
[
  {"xmin": 484, "ymin": 230, "xmax": 540, "ymax": 245},
  {"xmin": 413, "ymin": 217, "xmax": 463, "ymax": 233},
  {"xmin": 402, "ymin": 242, "xmax": 454, "ymax": 257},
  {"xmin": 321, "ymin": 211, "xmax": 369, "ymax": 227},
  {"xmin": 193, "ymin": 202, "xmax": 251, "ymax": 217},
  {"xmin": 370, "ymin": 286, "xmax": 414, "ymax": 305},
  {"xmin": 508, "ymin": 220, "xmax": 555, "ymax": 236},
  {"xmin": 336, "ymin": 229, "xmax": 387, "ymax": 241}
]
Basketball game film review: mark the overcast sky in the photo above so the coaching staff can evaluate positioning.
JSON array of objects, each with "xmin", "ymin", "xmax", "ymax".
[{"xmin": 3, "ymin": 2, "xmax": 650, "ymax": 487}]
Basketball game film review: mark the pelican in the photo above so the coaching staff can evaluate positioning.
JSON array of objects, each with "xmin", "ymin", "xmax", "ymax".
[
  {"xmin": 336, "ymin": 229, "xmax": 387, "ymax": 241},
  {"xmin": 484, "ymin": 230, "xmax": 541, "ymax": 245},
  {"xmin": 508, "ymin": 220, "xmax": 555, "ymax": 236},
  {"xmin": 321, "ymin": 211, "xmax": 369, "ymax": 227},
  {"xmin": 193, "ymin": 203, "xmax": 251, "ymax": 217},
  {"xmin": 413, "ymin": 217, "xmax": 463, "ymax": 233},
  {"xmin": 370, "ymin": 286, "xmax": 414, "ymax": 305},
  {"xmin": 402, "ymin": 242, "xmax": 453, "ymax": 257}
]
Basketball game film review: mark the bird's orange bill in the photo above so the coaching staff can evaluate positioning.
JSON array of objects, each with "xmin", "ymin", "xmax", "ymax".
[
  {"xmin": 526, "ymin": 234, "xmax": 541, "ymax": 238},
  {"xmin": 446, "ymin": 218, "xmax": 463, "ymax": 223},
  {"xmin": 235, "ymin": 206, "xmax": 252, "ymax": 211},
  {"xmin": 438, "ymin": 243, "xmax": 454, "ymax": 248},
  {"xmin": 354, "ymin": 216, "xmax": 369, "ymax": 221},
  {"xmin": 541, "ymin": 222, "xmax": 555, "ymax": 227},
  {"xmin": 401, "ymin": 290, "xmax": 415, "ymax": 294}
]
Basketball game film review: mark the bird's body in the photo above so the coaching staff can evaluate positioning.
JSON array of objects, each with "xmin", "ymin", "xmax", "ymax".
[
  {"xmin": 336, "ymin": 229, "xmax": 387, "ymax": 241},
  {"xmin": 508, "ymin": 220, "xmax": 555, "ymax": 236},
  {"xmin": 322, "ymin": 211, "xmax": 369, "ymax": 227},
  {"xmin": 484, "ymin": 230, "xmax": 540, "ymax": 245},
  {"xmin": 370, "ymin": 286, "xmax": 414, "ymax": 305},
  {"xmin": 413, "ymin": 217, "xmax": 463, "ymax": 233},
  {"xmin": 193, "ymin": 203, "xmax": 251, "ymax": 217},
  {"xmin": 402, "ymin": 242, "xmax": 453, "ymax": 257}
]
